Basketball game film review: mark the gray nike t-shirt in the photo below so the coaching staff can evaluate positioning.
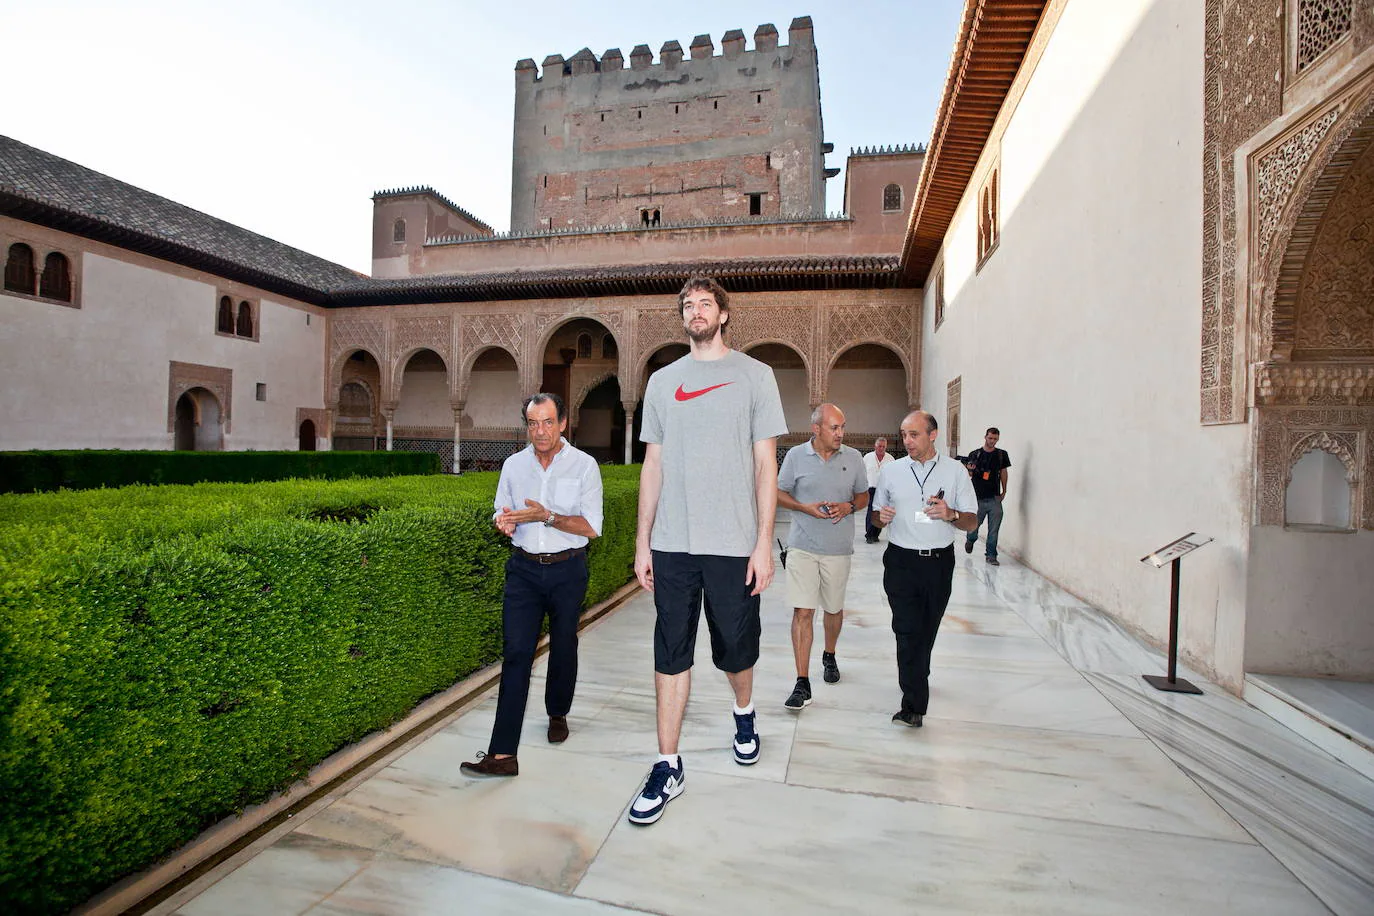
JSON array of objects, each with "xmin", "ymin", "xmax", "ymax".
[{"xmin": 640, "ymin": 349, "xmax": 788, "ymax": 556}]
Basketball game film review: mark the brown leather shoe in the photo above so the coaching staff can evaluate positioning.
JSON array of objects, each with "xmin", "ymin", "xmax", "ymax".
[
  {"xmin": 548, "ymin": 715, "xmax": 569, "ymax": 744},
  {"xmin": 460, "ymin": 753, "xmax": 518, "ymax": 777}
]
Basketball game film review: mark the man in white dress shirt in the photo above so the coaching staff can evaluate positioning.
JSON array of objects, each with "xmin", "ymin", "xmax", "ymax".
[
  {"xmin": 872, "ymin": 410, "xmax": 977, "ymax": 727},
  {"xmin": 862, "ymin": 437, "xmax": 895, "ymax": 543},
  {"xmin": 461, "ymin": 393, "xmax": 603, "ymax": 777}
]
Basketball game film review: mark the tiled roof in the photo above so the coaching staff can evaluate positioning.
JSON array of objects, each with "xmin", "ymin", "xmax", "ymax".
[
  {"xmin": 0, "ymin": 135, "xmax": 362, "ymax": 303},
  {"xmin": 329, "ymin": 256, "xmax": 901, "ymax": 306},
  {"xmin": 0, "ymin": 135, "xmax": 903, "ymax": 304},
  {"xmin": 899, "ymin": 0, "xmax": 1048, "ymax": 285}
]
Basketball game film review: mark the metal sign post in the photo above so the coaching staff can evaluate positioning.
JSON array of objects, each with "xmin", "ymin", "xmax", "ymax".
[{"xmin": 1139, "ymin": 533, "xmax": 1214, "ymax": 695}]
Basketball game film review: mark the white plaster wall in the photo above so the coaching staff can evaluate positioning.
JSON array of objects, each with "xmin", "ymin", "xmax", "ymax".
[
  {"xmin": 920, "ymin": 0, "xmax": 1253, "ymax": 687},
  {"xmin": 826, "ymin": 368, "xmax": 908, "ymax": 435},
  {"xmin": 394, "ymin": 368, "xmax": 452, "ymax": 427},
  {"xmin": 0, "ymin": 252, "xmax": 327, "ymax": 451},
  {"xmin": 466, "ymin": 370, "xmax": 522, "ymax": 428},
  {"xmin": 1245, "ymin": 527, "xmax": 1374, "ymax": 678},
  {"xmin": 771, "ymin": 367, "xmax": 812, "ymax": 433}
]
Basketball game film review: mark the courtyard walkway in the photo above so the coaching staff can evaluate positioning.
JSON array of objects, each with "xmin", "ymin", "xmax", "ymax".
[{"xmin": 151, "ymin": 523, "xmax": 1373, "ymax": 915}]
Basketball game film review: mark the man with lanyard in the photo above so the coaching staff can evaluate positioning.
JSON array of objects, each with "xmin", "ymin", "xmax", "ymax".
[
  {"xmin": 963, "ymin": 427, "xmax": 1011, "ymax": 565},
  {"xmin": 461, "ymin": 392, "xmax": 603, "ymax": 777},
  {"xmin": 628, "ymin": 276, "xmax": 787, "ymax": 826},
  {"xmin": 862, "ymin": 437, "xmax": 894, "ymax": 543},
  {"xmin": 872, "ymin": 410, "xmax": 977, "ymax": 727},
  {"xmin": 776, "ymin": 403, "xmax": 868, "ymax": 709}
]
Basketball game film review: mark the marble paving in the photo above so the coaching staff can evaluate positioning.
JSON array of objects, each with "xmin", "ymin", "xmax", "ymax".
[{"xmin": 159, "ymin": 522, "xmax": 1373, "ymax": 915}]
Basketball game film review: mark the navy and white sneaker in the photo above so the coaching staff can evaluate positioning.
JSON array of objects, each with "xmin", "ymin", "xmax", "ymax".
[
  {"xmin": 628, "ymin": 759, "xmax": 685, "ymax": 825},
  {"xmin": 732, "ymin": 710, "xmax": 760, "ymax": 765}
]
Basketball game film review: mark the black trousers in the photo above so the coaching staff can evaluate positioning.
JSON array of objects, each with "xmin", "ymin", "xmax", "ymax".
[
  {"xmin": 864, "ymin": 487, "xmax": 880, "ymax": 539},
  {"xmin": 881, "ymin": 544, "xmax": 954, "ymax": 715},
  {"xmin": 489, "ymin": 552, "xmax": 587, "ymax": 755}
]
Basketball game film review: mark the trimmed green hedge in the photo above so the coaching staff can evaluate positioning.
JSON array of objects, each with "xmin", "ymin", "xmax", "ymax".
[
  {"xmin": 0, "ymin": 449, "xmax": 442, "ymax": 494},
  {"xmin": 0, "ymin": 467, "xmax": 640, "ymax": 913}
]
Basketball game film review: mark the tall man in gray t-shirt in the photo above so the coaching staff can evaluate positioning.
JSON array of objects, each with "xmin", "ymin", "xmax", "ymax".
[{"xmin": 627, "ymin": 277, "xmax": 788, "ymax": 827}]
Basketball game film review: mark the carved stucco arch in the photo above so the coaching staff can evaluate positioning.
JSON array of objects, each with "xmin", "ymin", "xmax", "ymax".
[
  {"xmin": 632, "ymin": 338, "xmax": 690, "ymax": 403},
  {"xmin": 1257, "ymin": 76, "xmax": 1374, "ymax": 362},
  {"xmin": 569, "ymin": 369, "xmax": 621, "ymax": 430},
  {"xmin": 527, "ymin": 312, "xmax": 627, "ymax": 407},
  {"xmin": 821, "ymin": 338, "xmax": 914, "ymax": 407},
  {"xmin": 743, "ymin": 339, "xmax": 815, "ymax": 405},
  {"xmin": 390, "ymin": 346, "xmax": 452, "ymax": 408},
  {"xmin": 457, "ymin": 344, "xmax": 519, "ymax": 407},
  {"xmin": 329, "ymin": 347, "xmax": 385, "ymax": 408},
  {"xmin": 1288, "ymin": 430, "xmax": 1359, "ymax": 485}
]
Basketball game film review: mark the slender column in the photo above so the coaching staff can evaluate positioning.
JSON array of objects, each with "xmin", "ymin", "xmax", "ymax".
[
  {"xmin": 383, "ymin": 409, "xmax": 395, "ymax": 451},
  {"xmin": 622, "ymin": 400, "xmax": 636, "ymax": 465},
  {"xmin": 452, "ymin": 406, "xmax": 464, "ymax": 474}
]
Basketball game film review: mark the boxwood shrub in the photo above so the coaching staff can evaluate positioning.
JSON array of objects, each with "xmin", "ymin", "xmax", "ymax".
[
  {"xmin": 0, "ymin": 449, "xmax": 441, "ymax": 494},
  {"xmin": 0, "ymin": 467, "xmax": 640, "ymax": 913}
]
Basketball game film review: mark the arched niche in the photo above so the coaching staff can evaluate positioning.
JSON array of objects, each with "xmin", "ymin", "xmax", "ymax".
[
  {"xmin": 744, "ymin": 341, "xmax": 810, "ymax": 434},
  {"xmin": 394, "ymin": 348, "xmax": 450, "ymax": 430},
  {"xmin": 464, "ymin": 346, "xmax": 521, "ymax": 430},
  {"xmin": 826, "ymin": 343, "xmax": 909, "ymax": 440}
]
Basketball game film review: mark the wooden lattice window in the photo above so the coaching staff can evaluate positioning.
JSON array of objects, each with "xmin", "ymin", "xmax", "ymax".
[
  {"xmin": 977, "ymin": 167, "xmax": 1000, "ymax": 267},
  {"xmin": 4, "ymin": 243, "xmax": 35, "ymax": 294},
  {"xmin": 933, "ymin": 266, "xmax": 946, "ymax": 330},
  {"xmin": 39, "ymin": 252, "xmax": 71, "ymax": 301},
  {"xmin": 883, "ymin": 183, "xmax": 902, "ymax": 211},
  {"xmin": 217, "ymin": 296, "xmax": 234, "ymax": 333},
  {"xmin": 339, "ymin": 381, "xmax": 372, "ymax": 418},
  {"xmin": 393, "ymin": 218, "xmax": 406, "ymax": 243},
  {"xmin": 1296, "ymin": 0, "xmax": 1353, "ymax": 72},
  {"xmin": 602, "ymin": 333, "xmax": 618, "ymax": 360},
  {"xmin": 235, "ymin": 301, "xmax": 254, "ymax": 338},
  {"xmin": 577, "ymin": 332, "xmax": 593, "ymax": 359}
]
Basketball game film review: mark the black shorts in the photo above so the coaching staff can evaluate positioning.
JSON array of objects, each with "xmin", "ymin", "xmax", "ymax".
[{"xmin": 651, "ymin": 551, "xmax": 761, "ymax": 675}]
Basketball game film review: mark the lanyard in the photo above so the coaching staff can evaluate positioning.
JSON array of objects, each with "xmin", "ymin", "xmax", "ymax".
[{"xmin": 909, "ymin": 456, "xmax": 938, "ymax": 496}]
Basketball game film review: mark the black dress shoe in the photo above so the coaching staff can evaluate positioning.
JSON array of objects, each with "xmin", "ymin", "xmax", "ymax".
[
  {"xmin": 460, "ymin": 752, "xmax": 518, "ymax": 777},
  {"xmin": 891, "ymin": 710, "xmax": 923, "ymax": 727},
  {"xmin": 548, "ymin": 715, "xmax": 569, "ymax": 744}
]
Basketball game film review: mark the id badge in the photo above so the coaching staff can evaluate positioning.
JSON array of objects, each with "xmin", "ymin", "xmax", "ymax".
[{"xmin": 914, "ymin": 509, "xmax": 934, "ymax": 524}]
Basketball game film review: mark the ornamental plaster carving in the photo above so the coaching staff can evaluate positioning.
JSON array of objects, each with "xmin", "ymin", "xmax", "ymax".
[
  {"xmin": 1254, "ymin": 405, "xmax": 1372, "ymax": 528},
  {"xmin": 635, "ymin": 307, "xmax": 688, "ymax": 356},
  {"xmin": 1255, "ymin": 362, "xmax": 1374, "ymax": 405},
  {"xmin": 462, "ymin": 313, "xmax": 524, "ymax": 356},
  {"xmin": 167, "ymin": 361, "xmax": 232, "ymax": 434},
  {"xmin": 728, "ymin": 306, "xmax": 814, "ymax": 358},
  {"xmin": 1255, "ymin": 108, "xmax": 1341, "ymax": 265},
  {"xmin": 332, "ymin": 318, "xmax": 387, "ymax": 363},
  {"xmin": 393, "ymin": 315, "xmax": 452, "ymax": 364},
  {"xmin": 1294, "ymin": 138, "xmax": 1374, "ymax": 356}
]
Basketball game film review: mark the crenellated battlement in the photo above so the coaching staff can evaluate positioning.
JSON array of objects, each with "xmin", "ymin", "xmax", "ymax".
[
  {"xmin": 516, "ymin": 16, "xmax": 814, "ymax": 82},
  {"xmin": 849, "ymin": 143, "xmax": 927, "ymax": 157},
  {"xmin": 372, "ymin": 186, "xmax": 492, "ymax": 234}
]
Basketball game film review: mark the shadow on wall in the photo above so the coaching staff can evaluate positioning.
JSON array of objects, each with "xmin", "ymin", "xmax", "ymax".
[{"xmin": 1016, "ymin": 438, "xmax": 1032, "ymax": 557}]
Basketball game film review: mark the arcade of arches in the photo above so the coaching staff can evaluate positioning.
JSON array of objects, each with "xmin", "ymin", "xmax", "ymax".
[{"xmin": 325, "ymin": 290, "xmax": 921, "ymax": 469}]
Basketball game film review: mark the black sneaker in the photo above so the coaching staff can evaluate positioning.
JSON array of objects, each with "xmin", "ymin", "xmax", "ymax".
[
  {"xmin": 783, "ymin": 679, "xmax": 812, "ymax": 710},
  {"xmin": 892, "ymin": 709, "xmax": 923, "ymax": 727},
  {"xmin": 822, "ymin": 653, "xmax": 840, "ymax": 684},
  {"xmin": 987, "ymin": 556, "xmax": 1000, "ymax": 566},
  {"xmin": 628, "ymin": 759, "xmax": 685, "ymax": 825},
  {"xmin": 733, "ymin": 710, "xmax": 760, "ymax": 765},
  {"xmin": 964, "ymin": 538, "xmax": 975, "ymax": 554}
]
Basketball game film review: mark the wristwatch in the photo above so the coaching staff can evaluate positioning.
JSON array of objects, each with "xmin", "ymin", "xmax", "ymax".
[
  {"xmin": 848, "ymin": 500, "xmax": 858, "ymax": 514},
  {"xmin": 544, "ymin": 511, "xmax": 556, "ymax": 527}
]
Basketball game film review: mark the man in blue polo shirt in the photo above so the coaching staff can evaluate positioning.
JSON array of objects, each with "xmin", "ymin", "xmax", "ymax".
[{"xmin": 873, "ymin": 410, "xmax": 978, "ymax": 727}]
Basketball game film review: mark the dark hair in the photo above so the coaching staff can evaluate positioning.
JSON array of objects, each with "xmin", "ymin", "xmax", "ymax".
[
  {"xmin": 986, "ymin": 426, "xmax": 1000, "ymax": 436},
  {"xmin": 678, "ymin": 276, "xmax": 731, "ymax": 320},
  {"xmin": 522, "ymin": 392, "xmax": 566, "ymax": 422}
]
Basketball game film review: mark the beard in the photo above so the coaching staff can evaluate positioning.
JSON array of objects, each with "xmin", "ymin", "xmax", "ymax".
[{"xmin": 686, "ymin": 316, "xmax": 721, "ymax": 343}]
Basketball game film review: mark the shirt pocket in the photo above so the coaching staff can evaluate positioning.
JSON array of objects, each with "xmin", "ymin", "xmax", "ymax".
[{"xmin": 554, "ymin": 477, "xmax": 581, "ymax": 514}]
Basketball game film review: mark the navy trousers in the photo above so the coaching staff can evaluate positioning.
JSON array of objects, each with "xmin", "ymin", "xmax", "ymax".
[
  {"xmin": 488, "ymin": 552, "xmax": 587, "ymax": 755},
  {"xmin": 881, "ymin": 544, "xmax": 954, "ymax": 716}
]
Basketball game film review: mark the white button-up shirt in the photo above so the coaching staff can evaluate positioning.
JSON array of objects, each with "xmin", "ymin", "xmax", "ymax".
[
  {"xmin": 493, "ymin": 438, "xmax": 603, "ymax": 554},
  {"xmin": 873, "ymin": 454, "xmax": 977, "ymax": 550},
  {"xmin": 863, "ymin": 450, "xmax": 895, "ymax": 489}
]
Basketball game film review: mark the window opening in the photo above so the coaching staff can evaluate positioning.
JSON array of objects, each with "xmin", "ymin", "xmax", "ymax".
[
  {"xmin": 4, "ymin": 243, "xmax": 35, "ymax": 295},
  {"xmin": 236, "ymin": 301, "xmax": 254, "ymax": 338},
  {"xmin": 255, "ymin": 383, "xmax": 267, "ymax": 402},
  {"xmin": 749, "ymin": 193, "xmax": 762, "ymax": 216},
  {"xmin": 393, "ymin": 218, "xmax": 406, "ymax": 243},
  {"xmin": 882, "ymin": 183, "xmax": 902, "ymax": 212},
  {"xmin": 217, "ymin": 296, "xmax": 234, "ymax": 333},
  {"xmin": 577, "ymin": 332, "xmax": 592, "ymax": 359}
]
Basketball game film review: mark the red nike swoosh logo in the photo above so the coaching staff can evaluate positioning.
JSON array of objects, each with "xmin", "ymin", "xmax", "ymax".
[{"xmin": 674, "ymin": 382, "xmax": 733, "ymax": 401}]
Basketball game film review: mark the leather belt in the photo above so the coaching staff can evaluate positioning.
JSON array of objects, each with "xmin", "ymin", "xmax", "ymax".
[
  {"xmin": 514, "ymin": 546, "xmax": 586, "ymax": 565},
  {"xmin": 892, "ymin": 543, "xmax": 954, "ymax": 558}
]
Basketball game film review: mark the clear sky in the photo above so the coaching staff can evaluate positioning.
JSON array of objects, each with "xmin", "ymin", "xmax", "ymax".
[{"xmin": 2, "ymin": 0, "xmax": 965, "ymax": 274}]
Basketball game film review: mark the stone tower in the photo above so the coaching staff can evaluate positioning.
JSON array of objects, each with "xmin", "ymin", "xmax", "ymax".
[{"xmin": 511, "ymin": 17, "xmax": 830, "ymax": 232}]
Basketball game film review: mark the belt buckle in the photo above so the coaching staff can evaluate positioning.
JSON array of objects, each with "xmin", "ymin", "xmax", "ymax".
[
  {"xmin": 538, "ymin": 552, "xmax": 555, "ymax": 565},
  {"xmin": 917, "ymin": 548, "xmax": 935, "ymax": 557}
]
